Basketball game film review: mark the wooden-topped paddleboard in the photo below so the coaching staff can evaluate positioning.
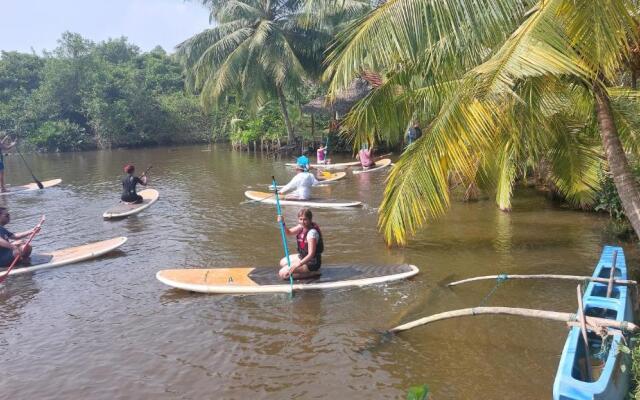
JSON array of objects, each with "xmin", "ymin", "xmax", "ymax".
[
  {"xmin": 285, "ymin": 161, "xmax": 361, "ymax": 170},
  {"xmin": 156, "ymin": 264, "xmax": 419, "ymax": 294},
  {"xmin": 244, "ymin": 190, "xmax": 362, "ymax": 208},
  {"xmin": 352, "ymin": 158, "xmax": 392, "ymax": 174},
  {"xmin": 103, "ymin": 189, "xmax": 159, "ymax": 219},
  {"xmin": 5, "ymin": 236, "xmax": 127, "ymax": 276},
  {"xmin": 268, "ymin": 171, "xmax": 347, "ymax": 190},
  {"xmin": 0, "ymin": 178, "xmax": 62, "ymax": 195}
]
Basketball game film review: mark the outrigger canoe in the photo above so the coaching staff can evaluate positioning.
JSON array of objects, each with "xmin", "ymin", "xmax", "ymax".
[
  {"xmin": 0, "ymin": 178, "xmax": 62, "ymax": 195},
  {"xmin": 5, "ymin": 237, "xmax": 127, "ymax": 276},
  {"xmin": 553, "ymin": 246, "xmax": 632, "ymax": 400},
  {"xmin": 244, "ymin": 190, "xmax": 362, "ymax": 208},
  {"xmin": 103, "ymin": 189, "xmax": 159, "ymax": 219},
  {"xmin": 156, "ymin": 264, "xmax": 419, "ymax": 294},
  {"xmin": 352, "ymin": 158, "xmax": 392, "ymax": 174}
]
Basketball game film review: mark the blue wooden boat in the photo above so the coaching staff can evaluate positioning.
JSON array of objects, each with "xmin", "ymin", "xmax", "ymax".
[{"xmin": 553, "ymin": 246, "xmax": 633, "ymax": 400}]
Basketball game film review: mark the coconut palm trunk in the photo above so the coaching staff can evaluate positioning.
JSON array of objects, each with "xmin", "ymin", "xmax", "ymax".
[
  {"xmin": 277, "ymin": 86, "xmax": 295, "ymax": 143},
  {"xmin": 594, "ymin": 84, "xmax": 640, "ymax": 236}
]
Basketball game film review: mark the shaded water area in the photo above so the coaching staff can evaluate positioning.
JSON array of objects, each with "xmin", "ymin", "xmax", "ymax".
[{"xmin": 0, "ymin": 145, "xmax": 637, "ymax": 399}]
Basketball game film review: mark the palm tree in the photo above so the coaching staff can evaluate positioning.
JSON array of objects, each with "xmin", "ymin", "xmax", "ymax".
[
  {"xmin": 325, "ymin": 0, "xmax": 640, "ymax": 245},
  {"xmin": 177, "ymin": 0, "xmax": 368, "ymax": 142}
]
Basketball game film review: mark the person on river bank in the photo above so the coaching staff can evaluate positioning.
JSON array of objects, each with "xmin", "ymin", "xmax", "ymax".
[
  {"xmin": 0, "ymin": 135, "xmax": 17, "ymax": 192},
  {"xmin": 277, "ymin": 208, "xmax": 324, "ymax": 279},
  {"xmin": 279, "ymin": 164, "xmax": 318, "ymax": 200},
  {"xmin": 121, "ymin": 164, "xmax": 148, "ymax": 203},
  {"xmin": 0, "ymin": 208, "xmax": 38, "ymax": 268}
]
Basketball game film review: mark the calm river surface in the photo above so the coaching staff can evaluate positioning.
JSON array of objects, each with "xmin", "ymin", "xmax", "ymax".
[{"xmin": 0, "ymin": 145, "xmax": 637, "ymax": 399}]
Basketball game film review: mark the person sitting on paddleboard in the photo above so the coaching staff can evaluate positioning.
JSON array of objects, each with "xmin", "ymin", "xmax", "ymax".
[
  {"xmin": 277, "ymin": 208, "xmax": 324, "ymax": 279},
  {"xmin": 296, "ymin": 150, "xmax": 310, "ymax": 171},
  {"xmin": 0, "ymin": 134, "xmax": 17, "ymax": 192},
  {"xmin": 279, "ymin": 164, "xmax": 319, "ymax": 200},
  {"xmin": 0, "ymin": 208, "xmax": 37, "ymax": 267},
  {"xmin": 356, "ymin": 145, "xmax": 375, "ymax": 168},
  {"xmin": 121, "ymin": 164, "xmax": 148, "ymax": 204}
]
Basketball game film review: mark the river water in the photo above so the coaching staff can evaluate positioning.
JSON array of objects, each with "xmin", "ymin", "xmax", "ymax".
[{"xmin": 0, "ymin": 145, "xmax": 636, "ymax": 399}]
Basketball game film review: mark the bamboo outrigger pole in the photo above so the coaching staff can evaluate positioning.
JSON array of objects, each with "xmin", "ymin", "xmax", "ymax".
[
  {"xmin": 388, "ymin": 307, "xmax": 639, "ymax": 334},
  {"xmin": 447, "ymin": 274, "xmax": 637, "ymax": 287}
]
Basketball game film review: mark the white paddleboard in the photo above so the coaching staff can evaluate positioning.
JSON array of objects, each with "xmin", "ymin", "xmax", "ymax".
[
  {"xmin": 156, "ymin": 264, "xmax": 419, "ymax": 294},
  {"xmin": 285, "ymin": 161, "xmax": 360, "ymax": 170},
  {"xmin": 244, "ymin": 190, "xmax": 362, "ymax": 208},
  {"xmin": 103, "ymin": 189, "xmax": 159, "ymax": 219},
  {"xmin": 352, "ymin": 158, "xmax": 392, "ymax": 174},
  {"xmin": 268, "ymin": 171, "xmax": 347, "ymax": 190},
  {"xmin": 0, "ymin": 178, "xmax": 62, "ymax": 195},
  {"xmin": 6, "ymin": 237, "xmax": 127, "ymax": 276}
]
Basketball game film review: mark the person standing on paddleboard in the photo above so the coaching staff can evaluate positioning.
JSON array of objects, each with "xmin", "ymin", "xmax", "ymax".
[
  {"xmin": 121, "ymin": 164, "xmax": 148, "ymax": 204},
  {"xmin": 316, "ymin": 145, "xmax": 330, "ymax": 165},
  {"xmin": 279, "ymin": 164, "xmax": 319, "ymax": 200},
  {"xmin": 277, "ymin": 208, "xmax": 324, "ymax": 280},
  {"xmin": 0, "ymin": 208, "xmax": 37, "ymax": 267},
  {"xmin": 0, "ymin": 134, "xmax": 17, "ymax": 192}
]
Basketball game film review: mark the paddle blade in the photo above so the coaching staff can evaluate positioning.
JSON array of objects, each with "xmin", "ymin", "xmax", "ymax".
[{"xmin": 35, "ymin": 179, "xmax": 44, "ymax": 189}]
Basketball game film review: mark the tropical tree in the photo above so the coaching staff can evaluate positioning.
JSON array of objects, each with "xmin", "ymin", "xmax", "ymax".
[
  {"xmin": 177, "ymin": 0, "xmax": 369, "ymax": 142},
  {"xmin": 326, "ymin": 0, "xmax": 640, "ymax": 245}
]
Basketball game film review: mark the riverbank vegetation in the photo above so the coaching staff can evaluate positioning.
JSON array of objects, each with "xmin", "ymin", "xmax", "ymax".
[{"xmin": 0, "ymin": 32, "xmax": 215, "ymax": 151}]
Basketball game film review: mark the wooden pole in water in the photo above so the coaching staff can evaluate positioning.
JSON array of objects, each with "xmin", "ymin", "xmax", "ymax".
[
  {"xmin": 606, "ymin": 251, "xmax": 618, "ymax": 298},
  {"xmin": 388, "ymin": 307, "xmax": 639, "ymax": 334},
  {"xmin": 447, "ymin": 274, "xmax": 637, "ymax": 287},
  {"xmin": 576, "ymin": 284, "xmax": 593, "ymax": 382}
]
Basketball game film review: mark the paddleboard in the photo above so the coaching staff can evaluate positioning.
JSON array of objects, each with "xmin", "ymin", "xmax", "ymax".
[
  {"xmin": 5, "ymin": 236, "xmax": 127, "ymax": 276},
  {"xmin": 268, "ymin": 171, "xmax": 347, "ymax": 190},
  {"xmin": 103, "ymin": 189, "xmax": 159, "ymax": 219},
  {"xmin": 156, "ymin": 264, "xmax": 419, "ymax": 294},
  {"xmin": 244, "ymin": 190, "xmax": 362, "ymax": 208},
  {"xmin": 0, "ymin": 178, "xmax": 62, "ymax": 195},
  {"xmin": 285, "ymin": 161, "xmax": 360, "ymax": 170},
  {"xmin": 352, "ymin": 158, "xmax": 392, "ymax": 174}
]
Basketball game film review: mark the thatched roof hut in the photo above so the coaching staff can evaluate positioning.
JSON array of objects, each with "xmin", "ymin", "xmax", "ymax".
[{"xmin": 302, "ymin": 73, "xmax": 382, "ymax": 117}]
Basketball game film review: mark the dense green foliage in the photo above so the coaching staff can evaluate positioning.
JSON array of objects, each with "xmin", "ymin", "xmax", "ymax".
[{"xmin": 0, "ymin": 32, "xmax": 214, "ymax": 151}]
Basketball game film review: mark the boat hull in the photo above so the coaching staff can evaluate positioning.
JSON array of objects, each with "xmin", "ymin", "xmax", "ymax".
[{"xmin": 552, "ymin": 246, "xmax": 632, "ymax": 400}]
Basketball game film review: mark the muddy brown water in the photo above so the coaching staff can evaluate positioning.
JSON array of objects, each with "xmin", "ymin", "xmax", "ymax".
[{"xmin": 0, "ymin": 145, "xmax": 636, "ymax": 399}]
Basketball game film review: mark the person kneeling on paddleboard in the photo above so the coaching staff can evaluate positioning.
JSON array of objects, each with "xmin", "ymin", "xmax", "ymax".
[
  {"xmin": 277, "ymin": 208, "xmax": 324, "ymax": 279},
  {"xmin": 279, "ymin": 164, "xmax": 319, "ymax": 200},
  {"xmin": 356, "ymin": 145, "xmax": 375, "ymax": 168},
  {"xmin": 0, "ymin": 208, "xmax": 37, "ymax": 267},
  {"xmin": 121, "ymin": 164, "xmax": 148, "ymax": 204}
]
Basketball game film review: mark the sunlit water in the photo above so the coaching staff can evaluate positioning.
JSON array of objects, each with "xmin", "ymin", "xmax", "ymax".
[{"xmin": 0, "ymin": 145, "xmax": 636, "ymax": 399}]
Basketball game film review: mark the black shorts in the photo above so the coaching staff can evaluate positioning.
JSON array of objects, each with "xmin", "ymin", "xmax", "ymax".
[
  {"xmin": 305, "ymin": 254, "xmax": 321, "ymax": 271},
  {"xmin": 0, "ymin": 250, "xmax": 15, "ymax": 268}
]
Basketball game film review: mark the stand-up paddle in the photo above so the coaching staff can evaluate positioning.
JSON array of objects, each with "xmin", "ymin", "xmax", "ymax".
[
  {"xmin": 0, "ymin": 215, "xmax": 45, "ymax": 283},
  {"xmin": 15, "ymin": 141, "xmax": 44, "ymax": 189},
  {"xmin": 140, "ymin": 165, "xmax": 152, "ymax": 177},
  {"xmin": 272, "ymin": 176, "xmax": 293, "ymax": 295}
]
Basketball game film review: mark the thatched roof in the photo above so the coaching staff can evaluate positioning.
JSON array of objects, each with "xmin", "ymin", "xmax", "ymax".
[{"xmin": 302, "ymin": 73, "xmax": 382, "ymax": 117}]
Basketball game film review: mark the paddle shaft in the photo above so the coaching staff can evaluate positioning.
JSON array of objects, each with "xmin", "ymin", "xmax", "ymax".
[
  {"xmin": 0, "ymin": 215, "xmax": 45, "ymax": 283},
  {"xmin": 140, "ymin": 165, "xmax": 152, "ymax": 178},
  {"xmin": 272, "ymin": 176, "xmax": 294, "ymax": 291},
  {"xmin": 15, "ymin": 144, "xmax": 43, "ymax": 189}
]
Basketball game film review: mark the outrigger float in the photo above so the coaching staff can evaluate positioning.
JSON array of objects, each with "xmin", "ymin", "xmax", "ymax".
[{"xmin": 389, "ymin": 246, "xmax": 637, "ymax": 400}]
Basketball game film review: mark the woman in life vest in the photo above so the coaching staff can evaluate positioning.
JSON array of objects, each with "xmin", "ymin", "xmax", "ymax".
[{"xmin": 276, "ymin": 208, "xmax": 324, "ymax": 279}]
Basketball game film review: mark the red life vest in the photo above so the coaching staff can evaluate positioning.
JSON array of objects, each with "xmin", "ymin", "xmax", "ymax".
[{"xmin": 296, "ymin": 223, "xmax": 324, "ymax": 257}]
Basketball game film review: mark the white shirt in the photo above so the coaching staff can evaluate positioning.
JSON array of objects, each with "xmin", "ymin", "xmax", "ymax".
[{"xmin": 280, "ymin": 172, "xmax": 318, "ymax": 200}]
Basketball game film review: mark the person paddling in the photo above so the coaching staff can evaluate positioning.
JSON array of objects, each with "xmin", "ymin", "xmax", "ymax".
[
  {"xmin": 316, "ymin": 144, "xmax": 330, "ymax": 165},
  {"xmin": 0, "ymin": 134, "xmax": 17, "ymax": 192},
  {"xmin": 0, "ymin": 208, "xmax": 38, "ymax": 268},
  {"xmin": 279, "ymin": 164, "xmax": 319, "ymax": 200},
  {"xmin": 121, "ymin": 164, "xmax": 148, "ymax": 204},
  {"xmin": 277, "ymin": 208, "xmax": 323, "ymax": 279},
  {"xmin": 356, "ymin": 145, "xmax": 375, "ymax": 168}
]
